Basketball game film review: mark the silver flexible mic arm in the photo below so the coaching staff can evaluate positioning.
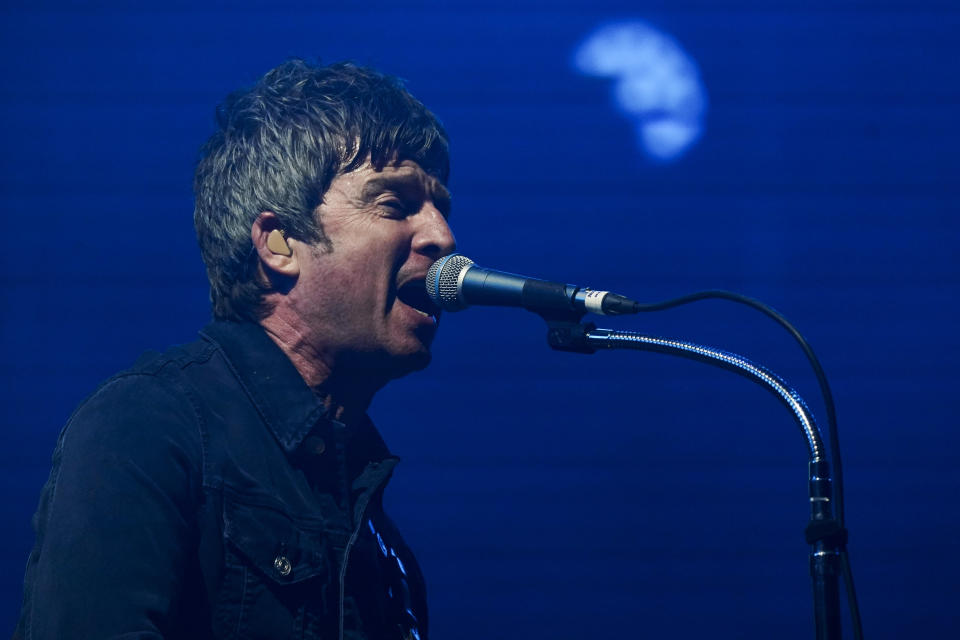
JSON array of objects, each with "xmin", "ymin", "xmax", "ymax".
[
  {"xmin": 585, "ymin": 328, "xmax": 825, "ymax": 462},
  {"xmin": 564, "ymin": 325, "xmax": 842, "ymax": 639}
]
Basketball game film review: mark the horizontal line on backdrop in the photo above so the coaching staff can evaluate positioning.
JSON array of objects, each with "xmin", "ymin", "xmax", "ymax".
[
  {"xmin": 3, "ymin": 182, "xmax": 958, "ymax": 198},
  {"xmin": 0, "ymin": 275, "xmax": 201, "ymax": 286},
  {"xmin": 5, "ymin": 2, "xmax": 960, "ymax": 15},
  {"xmin": 3, "ymin": 91, "xmax": 960, "ymax": 108}
]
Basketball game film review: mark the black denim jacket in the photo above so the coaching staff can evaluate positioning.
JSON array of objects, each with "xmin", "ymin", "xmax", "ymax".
[{"xmin": 16, "ymin": 321, "xmax": 428, "ymax": 639}]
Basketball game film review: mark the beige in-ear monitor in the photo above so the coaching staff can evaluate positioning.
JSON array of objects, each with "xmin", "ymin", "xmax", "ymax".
[{"xmin": 267, "ymin": 229, "xmax": 292, "ymax": 256}]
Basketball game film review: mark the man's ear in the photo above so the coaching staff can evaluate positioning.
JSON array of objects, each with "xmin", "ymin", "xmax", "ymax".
[{"xmin": 251, "ymin": 212, "xmax": 300, "ymax": 279}]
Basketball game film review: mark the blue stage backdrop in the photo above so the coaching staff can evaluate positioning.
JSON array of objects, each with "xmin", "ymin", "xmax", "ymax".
[{"xmin": 2, "ymin": 1, "xmax": 958, "ymax": 637}]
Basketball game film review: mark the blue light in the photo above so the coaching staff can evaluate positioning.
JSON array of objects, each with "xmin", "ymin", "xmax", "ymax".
[{"xmin": 574, "ymin": 21, "xmax": 708, "ymax": 162}]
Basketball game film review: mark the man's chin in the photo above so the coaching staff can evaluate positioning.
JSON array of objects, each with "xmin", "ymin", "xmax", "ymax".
[
  {"xmin": 392, "ymin": 348, "xmax": 433, "ymax": 377},
  {"xmin": 364, "ymin": 339, "xmax": 434, "ymax": 381}
]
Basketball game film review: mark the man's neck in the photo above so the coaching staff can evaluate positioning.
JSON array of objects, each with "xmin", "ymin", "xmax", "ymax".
[{"xmin": 258, "ymin": 314, "xmax": 382, "ymax": 424}]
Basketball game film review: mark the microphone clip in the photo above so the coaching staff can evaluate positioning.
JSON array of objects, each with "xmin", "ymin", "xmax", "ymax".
[{"xmin": 541, "ymin": 311, "xmax": 597, "ymax": 355}]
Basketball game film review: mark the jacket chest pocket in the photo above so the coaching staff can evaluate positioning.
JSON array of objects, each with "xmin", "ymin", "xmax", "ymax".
[{"xmin": 214, "ymin": 490, "xmax": 341, "ymax": 640}]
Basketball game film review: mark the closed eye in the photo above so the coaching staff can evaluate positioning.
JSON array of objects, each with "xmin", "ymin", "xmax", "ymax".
[{"xmin": 378, "ymin": 197, "xmax": 410, "ymax": 218}]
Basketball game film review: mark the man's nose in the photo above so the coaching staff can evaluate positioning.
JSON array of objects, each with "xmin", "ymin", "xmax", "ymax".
[{"xmin": 413, "ymin": 207, "xmax": 456, "ymax": 259}]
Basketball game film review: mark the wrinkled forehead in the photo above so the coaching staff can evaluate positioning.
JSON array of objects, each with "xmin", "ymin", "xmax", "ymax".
[{"xmin": 382, "ymin": 159, "xmax": 448, "ymax": 191}]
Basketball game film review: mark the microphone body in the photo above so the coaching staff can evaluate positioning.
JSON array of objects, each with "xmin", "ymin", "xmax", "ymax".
[{"xmin": 427, "ymin": 254, "xmax": 639, "ymax": 316}]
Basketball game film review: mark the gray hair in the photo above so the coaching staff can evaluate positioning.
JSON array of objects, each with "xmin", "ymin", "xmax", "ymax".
[{"xmin": 193, "ymin": 59, "xmax": 450, "ymax": 321}]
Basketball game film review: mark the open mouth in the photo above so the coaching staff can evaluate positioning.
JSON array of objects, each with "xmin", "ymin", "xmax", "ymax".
[{"xmin": 396, "ymin": 279, "xmax": 441, "ymax": 319}]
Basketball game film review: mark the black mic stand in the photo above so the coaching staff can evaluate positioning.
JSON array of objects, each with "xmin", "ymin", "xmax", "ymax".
[{"xmin": 541, "ymin": 314, "xmax": 845, "ymax": 639}]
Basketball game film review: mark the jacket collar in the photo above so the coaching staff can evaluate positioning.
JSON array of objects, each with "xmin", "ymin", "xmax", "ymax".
[{"xmin": 199, "ymin": 320, "xmax": 332, "ymax": 455}]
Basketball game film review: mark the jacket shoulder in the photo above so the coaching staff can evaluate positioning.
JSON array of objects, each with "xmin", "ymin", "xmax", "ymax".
[{"xmin": 56, "ymin": 337, "xmax": 218, "ymax": 479}]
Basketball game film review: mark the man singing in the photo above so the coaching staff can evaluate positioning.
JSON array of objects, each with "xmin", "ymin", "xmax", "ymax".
[{"xmin": 16, "ymin": 59, "xmax": 454, "ymax": 640}]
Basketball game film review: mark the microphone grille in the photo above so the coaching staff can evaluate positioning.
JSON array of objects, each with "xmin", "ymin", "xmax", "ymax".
[{"xmin": 426, "ymin": 253, "xmax": 474, "ymax": 310}]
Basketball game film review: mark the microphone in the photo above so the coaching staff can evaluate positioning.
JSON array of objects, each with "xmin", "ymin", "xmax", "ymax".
[{"xmin": 426, "ymin": 253, "xmax": 640, "ymax": 316}]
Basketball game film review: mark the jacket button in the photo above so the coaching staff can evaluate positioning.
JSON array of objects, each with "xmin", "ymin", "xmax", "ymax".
[
  {"xmin": 273, "ymin": 555, "xmax": 292, "ymax": 577},
  {"xmin": 304, "ymin": 435, "xmax": 326, "ymax": 456}
]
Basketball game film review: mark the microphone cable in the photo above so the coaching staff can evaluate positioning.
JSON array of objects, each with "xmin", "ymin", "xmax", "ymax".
[{"xmin": 634, "ymin": 289, "xmax": 863, "ymax": 640}]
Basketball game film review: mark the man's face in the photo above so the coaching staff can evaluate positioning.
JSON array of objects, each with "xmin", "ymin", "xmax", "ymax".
[{"xmin": 292, "ymin": 159, "xmax": 456, "ymax": 378}]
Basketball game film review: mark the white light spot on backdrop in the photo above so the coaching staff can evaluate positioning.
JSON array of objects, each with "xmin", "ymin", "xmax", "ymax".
[{"xmin": 574, "ymin": 21, "xmax": 708, "ymax": 162}]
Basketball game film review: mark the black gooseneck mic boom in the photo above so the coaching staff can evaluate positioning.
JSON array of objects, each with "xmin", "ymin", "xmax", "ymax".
[{"xmin": 426, "ymin": 253, "xmax": 640, "ymax": 316}]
